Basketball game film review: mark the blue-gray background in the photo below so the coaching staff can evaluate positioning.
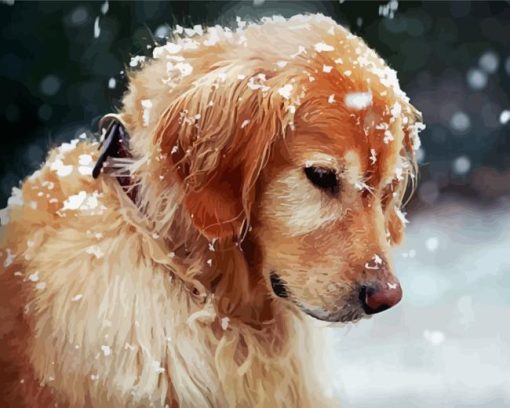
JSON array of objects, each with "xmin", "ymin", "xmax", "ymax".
[{"xmin": 1, "ymin": 1, "xmax": 509, "ymax": 406}]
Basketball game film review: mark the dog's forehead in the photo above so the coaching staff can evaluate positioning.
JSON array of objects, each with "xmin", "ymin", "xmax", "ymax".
[{"xmin": 290, "ymin": 99, "xmax": 405, "ymax": 179}]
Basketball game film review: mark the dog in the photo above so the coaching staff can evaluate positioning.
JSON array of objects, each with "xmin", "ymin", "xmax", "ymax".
[{"xmin": 0, "ymin": 13, "xmax": 424, "ymax": 407}]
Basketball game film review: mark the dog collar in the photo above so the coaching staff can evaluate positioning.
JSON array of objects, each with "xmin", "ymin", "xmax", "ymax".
[{"xmin": 92, "ymin": 114, "xmax": 138, "ymax": 203}]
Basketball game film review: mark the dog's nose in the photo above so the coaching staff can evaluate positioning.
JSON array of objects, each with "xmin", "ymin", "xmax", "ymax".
[{"xmin": 359, "ymin": 281, "xmax": 402, "ymax": 315}]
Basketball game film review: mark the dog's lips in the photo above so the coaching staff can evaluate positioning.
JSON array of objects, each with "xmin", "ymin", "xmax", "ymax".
[
  {"xmin": 297, "ymin": 303, "xmax": 365, "ymax": 323},
  {"xmin": 269, "ymin": 272, "xmax": 366, "ymax": 323}
]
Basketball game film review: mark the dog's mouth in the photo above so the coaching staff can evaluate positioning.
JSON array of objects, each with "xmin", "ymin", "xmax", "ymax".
[{"xmin": 269, "ymin": 271, "xmax": 365, "ymax": 323}]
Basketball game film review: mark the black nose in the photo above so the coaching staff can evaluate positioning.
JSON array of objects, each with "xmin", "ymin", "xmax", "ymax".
[
  {"xmin": 359, "ymin": 282, "xmax": 402, "ymax": 315},
  {"xmin": 270, "ymin": 272, "xmax": 288, "ymax": 298}
]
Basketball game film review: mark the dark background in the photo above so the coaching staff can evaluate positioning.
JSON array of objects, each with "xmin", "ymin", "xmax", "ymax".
[{"xmin": 1, "ymin": 1, "xmax": 510, "ymax": 209}]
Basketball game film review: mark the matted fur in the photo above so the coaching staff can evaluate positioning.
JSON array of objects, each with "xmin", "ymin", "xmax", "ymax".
[{"xmin": 0, "ymin": 14, "xmax": 423, "ymax": 407}]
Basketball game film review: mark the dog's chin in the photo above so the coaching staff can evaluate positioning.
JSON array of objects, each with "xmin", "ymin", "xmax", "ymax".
[
  {"xmin": 269, "ymin": 272, "xmax": 366, "ymax": 324},
  {"xmin": 297, "ymin": 303, "xmax": 366, "ymax": 324}
]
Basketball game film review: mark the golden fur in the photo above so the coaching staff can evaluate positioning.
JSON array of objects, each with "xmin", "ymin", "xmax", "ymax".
[{"xmin": 0, "ymin": 14, "xmax": 423, "ymax": 407}]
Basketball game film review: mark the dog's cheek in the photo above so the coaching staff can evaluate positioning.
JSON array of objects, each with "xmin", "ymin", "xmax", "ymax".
[{"xmin": 387, "ymin": 208, "xmax": 405, "ymax": 245}]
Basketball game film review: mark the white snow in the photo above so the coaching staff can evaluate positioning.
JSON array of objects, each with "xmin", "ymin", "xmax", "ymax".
[
  {"xmin": 241, "ymin": 120, "xmax": 251, "ymax": 129},
  {"xmin": 369, "ymin": 149, "xmax": 377, "ymax": 165},
  {"xmin": 71, "ymin": 294, "xmax": 83, "ymax": 302},
  {"xmin": 423, "ymin": 330, "xmax": 446, "ymax": 346},
  {"xmin": 314, "ymin": 42, "xmax": 335, "ymax": 52},
  {"xmin": 28, "ymin": 271, "xmax": 39, "ymax": 282},
  {"xmin": 152, "ymin": 361, "xmax": 165, "ymax": 373},
  {"xmin": 344, "ymin": 92, "xmax": 372, "ymax": 110},
  {"xmin": 85, "ymin": 245, "xmax": 104, "ymax": 259},
  {"xmin": 247, "ymin": 73, "xmax": 269, "ymax": 92},
  {"xmin": 58, "ymin": 139, "xmax": 79, "ymax": 154},
  {"xmin": 379, "ymin": 0, "xmax": 399, "ymax": 19},
  {"xmin": 394, "ymin": 206, "xmax": 409, "ymax": 224},
  {"xmin": 500, "ymin": 110, "xmax": 510, "ymax": 125},
  {"xmin": 277, "ymin": 84, "xmax": 293, "ymax": 99},
  {"xmin": 291, "ymin": 45, "xmax": 306, "ymax": 58},
  {"xmin": 479, "ymin": 51, "xmax": 499, "ymax": 74},
  {"xmin": 153, "ymin": 42, "xmax": 182, "ymax": 59},
  {"xmin": 141, "ymin": 99, "xmax": 153, "ymax": 127},
  {"xmin": 450, "ymin": 111, "xmax": 471, "ymax": 133},
  {"xmin": 50, "ymin": 159, "xmax": 73, "ymax": 177},
  {"xmin": 100, "ymin": 1, "xmax": 109, "ymax": 15},
  {"xmin": 108, "ymin": 77, "xmax": 116, "ymax": 89},
  {"xmin": 0, "ymin": 208, "xmax": 9, "ymax": 226},
  {"xmin": 466, "ymin": 68, "xmax": 487, "ymax": 90},
  {"xmin": 332, "ymin": 200, "xmax": 510, "ymax": 408},
  {"xmin": 425, "ymin": 237, "xmax": 439, "ymax": 252},
  {"xmin": 7, "ymin": 187, "xmax": 23, "ymax": 208},
  {"xmin": 129, "ymin": 55, "xmax": 146, "ymax": 68},
  {"xmin": 93, "ymin": 17, "xmax": 100, "ymax": 39},
  {"xmin": 365, "ymin": 254, "xmax": 383, "ymax": 270},
  {"xmin": 3, "ymin": 248, "xmax": 15, "ymax": 268},
  {"xmin": 328, "ymin": 94, "xmax": 336, "ymax": 104},
  {"xmin": 174, "ymin": 62, "xmax": 193, "ymax": 77},
  {"xmin": 383, "ymin": 130, "xmax": 394, "ymax": 144},
  {"xmin": 61, "ymin": 191, "xmax": 87, "ymax": 210},
  {"xmin": 35, "ymin": 282, "xmax": 46, "ymax": 290},
  {"xmin": 221, "ymin": 317, "xmax": 230, "ymax": 330},
  {"xmin": 61, "ymin": 191, "xmax": 105, "ymax": 213},
  {"xmin": 78, "ymin": 154, "xmax": 94, "ymax": 176},
  {"xmin": 101, "ymin": 345, "xmax": 111, "ymax": 356},
  {"xmin": 452, "ymin": 156, "xmax": 471, "ymax": 175},
  {"xmin": 323, "ymin": 64, "xmax": 333, "ymax": 73}
]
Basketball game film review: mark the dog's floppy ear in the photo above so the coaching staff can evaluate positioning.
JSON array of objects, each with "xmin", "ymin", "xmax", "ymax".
[
  {"xmin": 387, "ymin": 107, "xmax": 423, "ymax": 246},
  {"xmin": 387, "ymin": 207, "xmax": 405, "ymax": 245},
  {"xmin": 153, "ymin": 69, "xmax": 296, "ymax": 240}
]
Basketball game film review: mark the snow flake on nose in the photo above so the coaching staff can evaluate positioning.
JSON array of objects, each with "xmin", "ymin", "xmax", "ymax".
[{"xmin": 365, "ymin": 254, "xmax": 384, "ymax": 270}]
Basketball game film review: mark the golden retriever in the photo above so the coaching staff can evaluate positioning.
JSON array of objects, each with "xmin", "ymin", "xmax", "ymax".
[{"xmin": 0, "ymin": 13, "xmax": 424, "ymax": 408}]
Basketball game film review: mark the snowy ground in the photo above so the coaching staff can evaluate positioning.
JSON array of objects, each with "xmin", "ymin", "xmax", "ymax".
[{"xmin": 325, "ymin": 198, "xmax": 510, "ymax": 407}]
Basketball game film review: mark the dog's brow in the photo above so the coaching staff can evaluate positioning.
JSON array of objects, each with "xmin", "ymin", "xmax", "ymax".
[
  {"xmin": 342, "ymin": 150, "xmax": 362, "ymax": 185},
  {"xmin": 303, "ymin": 153, "xmax": 339, "ymax": 170}
]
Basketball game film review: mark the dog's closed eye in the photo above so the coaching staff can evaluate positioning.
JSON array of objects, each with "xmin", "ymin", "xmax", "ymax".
[{"xmin": 304, "ymin": 166, "xmax": 339, "ymax": 195}]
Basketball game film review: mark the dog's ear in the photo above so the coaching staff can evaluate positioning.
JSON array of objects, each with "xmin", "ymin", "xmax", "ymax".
[
  {"xmin": 387, "ymin": 108, "xmax": 422, "ymax": 246},
  {"xmin": 153, "ymin": 70, "xmax": 296, "ymax": 240}
]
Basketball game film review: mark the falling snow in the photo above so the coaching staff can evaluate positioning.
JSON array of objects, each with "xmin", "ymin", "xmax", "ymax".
[{"xmin": 344, "ymin": 92, "xmax": 372, "ymax": 110}]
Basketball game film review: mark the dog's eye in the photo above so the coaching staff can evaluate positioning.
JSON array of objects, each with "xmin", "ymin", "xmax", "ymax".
[{"xmin": 304, "ymin": 166, "xmax": 339, "ymax": 194}]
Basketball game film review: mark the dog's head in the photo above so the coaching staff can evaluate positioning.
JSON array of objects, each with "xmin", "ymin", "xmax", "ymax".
[{"xmin": 141, "ymin": 15, "xmax": 424, "ymax": 323}]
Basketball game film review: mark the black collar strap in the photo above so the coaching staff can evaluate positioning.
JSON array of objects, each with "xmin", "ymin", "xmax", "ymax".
[{"xmin": 92, "ymin": 115, "xmax": 138, "ymax": 203}]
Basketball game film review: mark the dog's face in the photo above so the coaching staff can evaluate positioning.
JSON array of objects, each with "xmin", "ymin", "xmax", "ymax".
[
  {"xmin": 254, "ymin": 98, "xmax": 412, "ymax": 322},
  {"xmin": 147, "ymin": 15, "xmax": 423, "ymax": 323}
]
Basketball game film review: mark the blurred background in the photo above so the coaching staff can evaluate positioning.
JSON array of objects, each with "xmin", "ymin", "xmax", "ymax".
[{"xmin": 1, "ymin": 1, "xmax": 509, "ymax": 406}]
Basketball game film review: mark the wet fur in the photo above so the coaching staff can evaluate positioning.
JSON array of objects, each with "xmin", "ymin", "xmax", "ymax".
[{"xmin": 0, "ymin": 14, "xmax": 421, "ymax": 407}]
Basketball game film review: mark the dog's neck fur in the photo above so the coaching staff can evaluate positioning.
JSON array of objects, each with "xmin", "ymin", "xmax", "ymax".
[{"xmin": 128, "ymin": 164, "xmax": 277, "ymax": 330}]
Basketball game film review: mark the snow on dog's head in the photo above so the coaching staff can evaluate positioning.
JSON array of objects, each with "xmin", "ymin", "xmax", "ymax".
[{"xmin": 122, "ymin": 13, "xmax": 424, "ymax": 323}]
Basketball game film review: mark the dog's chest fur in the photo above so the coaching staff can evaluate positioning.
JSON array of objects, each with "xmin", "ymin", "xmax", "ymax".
[{"xmin": 0, "ymin": 143, "xmax": 333, "ymax": 407}]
